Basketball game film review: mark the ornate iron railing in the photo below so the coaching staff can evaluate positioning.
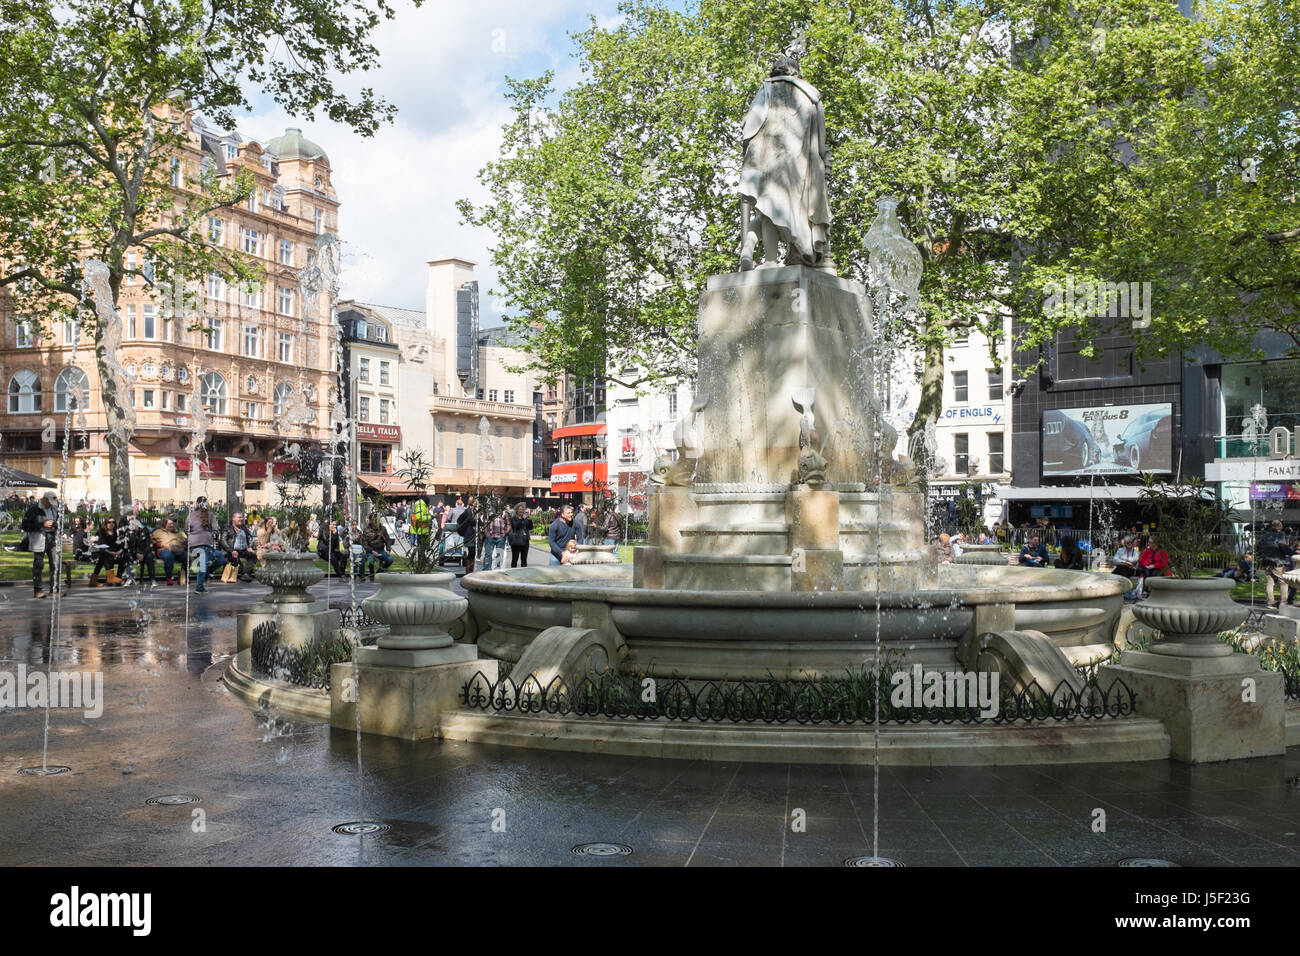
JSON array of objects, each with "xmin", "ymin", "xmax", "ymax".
[
  {"xmin": 460, "ymin": 670, "xmax": 1138, "ymax": 725},
  {"xmin": 1281, "ymin": 665, "xmax": 1300, "ymax": 702},
  {"xmin": 332, "ymin": 603, "xmax": 384, "ymax": 631},
  {"xmin": 250, "ymin": 620, "xmax": 360, "ymax": 690}
]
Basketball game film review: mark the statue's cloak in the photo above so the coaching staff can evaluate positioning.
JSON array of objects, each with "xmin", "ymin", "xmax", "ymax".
[{"xmin": 739, "ymin": 75, "xmax": 831, "ymax": 262}]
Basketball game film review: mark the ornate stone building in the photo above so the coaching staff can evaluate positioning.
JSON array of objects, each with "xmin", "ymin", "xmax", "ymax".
[{"xmin": 0, "ymin": 117, "xmax": 339, "ymax": 507}]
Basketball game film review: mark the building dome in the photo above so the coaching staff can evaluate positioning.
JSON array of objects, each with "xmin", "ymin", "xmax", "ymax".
[{"xmin": 266, "ymin": 127, "xmax": 329, "ymax": 166}]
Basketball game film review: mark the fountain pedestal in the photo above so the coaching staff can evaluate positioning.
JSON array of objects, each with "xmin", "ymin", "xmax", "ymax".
[{"xmin": 235, "ymin": 551, "xmax": 340, "ymax": 652}]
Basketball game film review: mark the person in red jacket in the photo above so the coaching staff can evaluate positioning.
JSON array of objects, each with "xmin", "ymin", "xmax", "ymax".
[{"xmin": 1136, "ymin": 535, "xmax": 1171, "ymax": 598}]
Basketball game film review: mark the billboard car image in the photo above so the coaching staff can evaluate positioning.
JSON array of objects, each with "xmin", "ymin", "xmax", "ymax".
[{"xmin": 1042, "ymin": 403, "xmax": 1173, "ymax": 477}]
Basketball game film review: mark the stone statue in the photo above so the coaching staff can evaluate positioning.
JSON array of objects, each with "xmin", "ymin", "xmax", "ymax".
[
  {"xmin": 738, "ymin": 57, "xmax": 833, "ymax": 272},
  {"xmin": 651, "ymin": 396, "xmax": 708, "ymax": 487}
]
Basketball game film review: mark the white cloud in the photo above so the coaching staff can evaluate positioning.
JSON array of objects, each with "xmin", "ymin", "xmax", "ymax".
[{"xmin": 240, "ymin": 0, "xmax": 620, "ymax": 324}]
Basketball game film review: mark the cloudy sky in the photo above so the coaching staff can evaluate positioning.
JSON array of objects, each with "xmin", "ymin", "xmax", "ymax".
[{"xmin": 243, "ymin": 1, "xmax": 628, "ymax": 327}]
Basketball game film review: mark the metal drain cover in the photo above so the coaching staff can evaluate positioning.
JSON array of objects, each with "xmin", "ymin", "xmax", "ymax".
[
  {"xmin": 572, "ymin": 842, "xmax": 633, "ymax": 857},
  {"xmin": 1117, "ymin": 857, "xmax": 1179, "ymax": 867},
  {"xmin": 146, "ymin": 794, "xmax": 200, "ymax": 807},
  {"xmin": 844, "ymin": 856, "xmax": 906, "ymax": 868},
  {"xmin": 18, "ymin": 765, "xmax": 71, "ymax": 776},
  {"xmin": 331, "ymin": 821, "xmax": 390, "ymax": 836}
]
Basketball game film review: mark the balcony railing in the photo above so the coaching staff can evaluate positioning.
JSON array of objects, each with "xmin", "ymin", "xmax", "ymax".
[
  {"xmin": 428, "ymin": 395, "xmax": 536, "ymax": 419},
  {"xmin": 1214, "ymin": 435, "xmax": 1296, "ymax": 459}
]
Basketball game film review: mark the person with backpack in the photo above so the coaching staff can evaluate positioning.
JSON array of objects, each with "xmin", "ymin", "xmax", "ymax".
[{"xmin": 24, "ymin": 491, "xmax": 61, "ymax": 598}]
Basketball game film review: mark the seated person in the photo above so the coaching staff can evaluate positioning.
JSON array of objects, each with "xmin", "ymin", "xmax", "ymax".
[
  {"xmin": 123, "ymin": 512, "xmax": 158, "ymax": 585},
  {"xmin": 89, "ymin": 516, "xmax": 127, "ymax": 586},
  {"xmin": 361, "ymin": 514, "xmax": 394, "ymax": 579},
  {"xmin": 152, "ymin": 517, "xmax": 188, "ymax": 584},
  {"xmin": 316, "ymin": 521, "xmax": 349, "ymax": 575},
  {"xmin": 1018, "ymin": 534, "xmax": 1048, "ymax": 568},
  {"xmin": 1053, "ymin": 537, "xmax": 1084, "ymax": 570},
  {"xmin": 1136, "ymin": 536, "xmax": 1171, "ymax": 596}
]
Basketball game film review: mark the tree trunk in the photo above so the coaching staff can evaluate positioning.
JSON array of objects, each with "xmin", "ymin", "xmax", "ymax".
[
  {"xmin": 910, "ymin": 336, "xmax": 945, "ymax": 443},
  {"xmin": 94, "ymin": 322, "xmax": 132, "ymax": 514}
]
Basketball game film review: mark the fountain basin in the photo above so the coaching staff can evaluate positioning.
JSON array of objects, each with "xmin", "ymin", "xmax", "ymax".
[{"xmin": 462, "ymin": 563, "xmax": 1128, "ymax": 680}]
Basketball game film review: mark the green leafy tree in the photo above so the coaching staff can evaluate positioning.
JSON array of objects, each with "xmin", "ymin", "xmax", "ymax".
[
  {"xmin": 0, "ymin": 0, "xmax": 420, "ymax": 512},
  {"xmin": 462, "ymin": 0, "xmax": 1300, "ymax": 435}
]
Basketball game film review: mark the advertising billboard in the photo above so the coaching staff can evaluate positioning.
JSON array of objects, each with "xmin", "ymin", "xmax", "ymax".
[{"xmin": 1042, "ymin": 402, "xmax": 1173, "ymax": 477}]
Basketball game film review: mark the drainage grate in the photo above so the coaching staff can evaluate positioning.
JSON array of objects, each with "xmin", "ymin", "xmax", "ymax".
[
  {"xmin": 18, "ymin": 765, "xmax": 71, "ymax": 776},
  {"xmin": 146, "ymin": 794, "xmax": 201, "ymax": 807},
  {"xmin": 331, "ymin": 821, "xmax": 390, "ymax": 836},
  {"xmin": 572, "ymin": 842, "xmax": 633, "ymax": 857},
  {"xmin": 844, "ymin": 856, "xmax": 906, "ymax": 868},
  {"xmin": 1117, "ymin": 857, "xmax": 1179, "ymax": 867}
]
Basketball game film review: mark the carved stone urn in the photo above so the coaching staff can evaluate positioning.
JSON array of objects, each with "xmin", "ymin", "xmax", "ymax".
[
  {"xmin": 253, "ymin": 551, "xmax": 324, "ymax": 604},
  {"xmin": 570, "ymin": 544, "xmax": 621, "ymax": 565},
  {"xmin": 1131, "ymin": 577, "xmax": 1247, "ymax": 657},
  {"xmin": 953, "ymin": 544, "xmax": 1005, "ymax": 567},
  {"xmin": 362, "ymin": 571, "xmax": 467, "ymax": 651}
]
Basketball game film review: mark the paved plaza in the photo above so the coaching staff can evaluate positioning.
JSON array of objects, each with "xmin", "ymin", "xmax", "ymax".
[{"xmin": 1, "ymin": 577, "xmax": 1297, "ymax": 867}]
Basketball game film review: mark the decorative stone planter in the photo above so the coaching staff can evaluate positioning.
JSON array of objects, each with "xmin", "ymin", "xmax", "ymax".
[
  {"xmin": 253, "ymin": 551, "xmax": 324, "ymax": 604},
  {"xmin": 362, "ymin": 571, "xmax": 467, "ymax": 651},
  {"xmin": 953, "ymin": 544, "xmax": 1005, "ymax": 567},
  {"xmin": 570, "ymin": 543, "xmax": 621, "ymax": 565},
  {"xmin": 1131, "ymin": 577, "xmax": 1247, "ymax": 658}
]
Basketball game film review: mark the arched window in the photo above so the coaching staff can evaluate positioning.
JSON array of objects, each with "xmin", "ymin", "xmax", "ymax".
[
  {"xmin": 7, "ymin": 370, "xmax": 41, "ymax": 413},
  {"xmin": 273, "ymin": 383, "xmax": 293, "ymax": 417},
  {"xmin": 54, "ymin": 367, "xmax": 90, "ymax": 413},
  {"xmin": 200, "ymin": 372, "xmax": 227, "ymax": 415}
]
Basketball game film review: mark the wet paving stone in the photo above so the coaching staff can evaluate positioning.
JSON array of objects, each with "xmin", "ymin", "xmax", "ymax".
[{"xmin": 0, "ymin": 581, "xmax": 1297, "ymax": 866}]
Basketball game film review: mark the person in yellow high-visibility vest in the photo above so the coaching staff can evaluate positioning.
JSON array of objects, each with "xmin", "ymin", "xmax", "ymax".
[{"xmin": 410, "ymin": 497, "xmax": 430, "ymax": 549}]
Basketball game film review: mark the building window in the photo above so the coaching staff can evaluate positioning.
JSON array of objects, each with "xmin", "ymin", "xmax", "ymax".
[
  {"xmin": 504, "ymin": 390, "xmax": 514, "ymax": 404},
  {"xmin": 279, "ymin": 286, "xmax": 293, "ymax": 315},
  {"xmin": 488, "ymin": 389, "xmax": 498, "ymax": 402},
  {"xmin": 208, "ymin": 217, "xmax": 223, "ymax": 244},
  {"xmin": 125, "ymin": 252, "xmax": 136, "ymax": 285},
  {"xmin": 273, "ymin": 383, "xmax": 293, "ymax": 417},
  {"xmin": 360, "ymin": 444, "xmax": 391, "ymax": 473},
  {"xmin": 15, "ymin": 321, "xmax": 33, "ymax": 348},
  {"xmin": 379, "ymin": 398, "xmax": 390, "ymax": 424},
  {"xmin": 162, "ymin": 391, "xmax": 171, "ymax": 411},
  {"xmin": 142, "ymin": 305, "xmax": 156, "ymax": 340},
  {"xmin": 206, "ymin": 318, "xmax": 223, "ymax": 351},
  {"xmin": 987, "ymin": 368, "xmax": 1003, "ymax": 401},
  {"xmin": 224, "ymin": 143, "xmax": 238, "ymax": 160},
  {"xmin": 953, "ymin": 371, "xmax": 969, "ymax": 404},
  {"xmin": 170, "ymin": 157, "xmax": 181, "ymax": 187},
  {"xmin": 954, "ymin": 433, "xmax": 970, "ymax": 475},
  {"xmin": 242, "ymin": 324, "xmax": 260, "ymax": 358},
  {"xmin": 63, "ymin": 320, "xmax": 77, "ymax": 345},
  {"xmin": 314, "ymin": 209, "xmax": 324, "ymax": 234},
  {"xmin": 243, "ymin": 284, "xmax": 260, "ymax": 308},
  {"xmin": 246, "ymin": 190, "xmax": 257, "ymax": 212},
  {"xmin": 668, "ymin": 392, "xmax": 678, "ymax": 418},
  {"xmin": 988, "ymin": 432, "xmax": 1004, "ymax": 474},
  {"xmin": 456, "ymin": 447, "xmax": 464, "ymax": 469},
  {"xmin": 200, "ymin": 372, "xmax": 227, "ymax": 415},
  {"xmin": 358, "ymin": 396, "xmax": 370, "ymax": 422},
  {"xmin": 243, "ymin": 401, "xmax": 262, "ymax": 420},
  {"xmin": 176, "ymin": 393, "xmax": 187, "ymax": 412},
  {"xmin": 7, "ymin": 371, "xmax": 41, "ymax": 413},
  {"xmin": 207, "ymin": 272, "xmax": 222, "ymax": 298},
  {"xmin": 243, "ymin": 227, "xmax": 259, "ymax": 254},
  {"xmin": 142, "ymin": 389, "xmax": 156, "ymax": 410},
  {"xmin": 125, "ymin": 306, "xmax": 136, "ymax": 339},
  {"xmin": 546, "ymin": 413, "xmax": 557, "ymax": 431},
  {"xmin": 379, "ymin": 361, "xmax": 390, "ymax": 385},
  {"xmin": 358, "ymin": 358, "xmax": 370, "ymax": 383},
  {"xmin": 54, "ymin": 367, "xmax": 89, "ymax": 413},
  {"xmin": 279, "ymin": 239, "xmax": 292, "ymax": 265},
  {"xmin": 278, "ymin": 333, "xmax": 293, "ymax": 363}
]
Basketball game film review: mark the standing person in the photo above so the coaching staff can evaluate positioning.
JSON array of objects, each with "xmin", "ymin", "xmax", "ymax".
[
  {"xmin": 24, "ymin": 491, "xmax": 60, "ymax": 598},
  {"xmin": 597, "ymin": 505, "xmax": 622, "ymax": 546},
  {"xmin": 185, "ymin": 498, "xmax": 219, "ymax": 593},
  {"xmin": 409, "ymin": 497, "xmax": 430, "ymax": 547},
  {"xmin": 481, "ymin": 504, "xmax": 509, "ymax": 571},
  {"xmin": 573, "ymin": 502, "xmax": 589, "ymax": 545},
  {"xmin": 1258, "ymin": 518, "xmax": 1295, "ymax": 609},
  {"xmin": 89, "ymin": 516, "xmax": 127, "ymax": 587},
  {"xmin": 308, "ymin": 512, "xmax": 320, "ymax": 547},
  {"xmin": 547, "ymin": 505, "xmax": 578, "ymax": 565},
  {"xmin": 507, "ymin": 502, "xmax": 533, "ymax": 568},
  {"xmin": 361, "ymin": 513, "xmax": 394, "ymax": 580},
  {"xmin": 456, "ymin": 496, "xmax": 478, "ymax": 573},
  {"xmin": 152, "ymin": 517, "xmax": 187, "ymax": 585}
]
